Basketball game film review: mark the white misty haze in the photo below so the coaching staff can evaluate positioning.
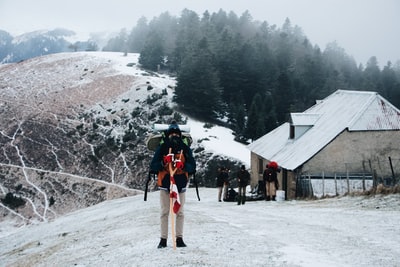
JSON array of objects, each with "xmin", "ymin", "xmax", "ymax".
[{"xmin": 0, "ymin": 0, "xmax": 399, "ymax": 67}]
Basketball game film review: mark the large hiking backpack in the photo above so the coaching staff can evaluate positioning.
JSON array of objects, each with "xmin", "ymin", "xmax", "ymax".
[
  {"xmin": 146, "ymin": 123, "xmax": 193, "ymax": 151},
  {"xmin": 144, "ymin": 123, "xmax": 200, "ymax": 201}
]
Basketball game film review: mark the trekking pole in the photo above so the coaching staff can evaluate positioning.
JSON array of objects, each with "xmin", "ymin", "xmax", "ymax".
[
  {"xmin": 193, "ymin": 173, "xmax": 200, "ymax": 201},
  {"xmin": 144, "ymin": 172, "xmax": 152, "ymax": 201}
]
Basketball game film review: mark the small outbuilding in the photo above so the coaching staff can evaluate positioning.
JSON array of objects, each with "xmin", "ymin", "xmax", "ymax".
[{"xmin": 247, "ymin": 90, "xmax": 400, "ymax": 199}]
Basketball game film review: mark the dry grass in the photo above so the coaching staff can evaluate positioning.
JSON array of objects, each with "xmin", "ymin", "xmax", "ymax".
[{"xmin": 344, "ymin": 183, "xmax": 400, "ymax": 196}]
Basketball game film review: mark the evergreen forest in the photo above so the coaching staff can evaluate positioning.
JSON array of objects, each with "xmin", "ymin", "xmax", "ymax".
[{"xmin": 103, "ymin": 9, "xmax": 400, "ymax": 142}]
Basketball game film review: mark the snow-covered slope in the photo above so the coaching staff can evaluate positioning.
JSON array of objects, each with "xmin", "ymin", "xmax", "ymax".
[
  {"xmin": 0, "ymin": 51, "xmax": 249, "ymax": 226},
  {"xmin": 84, "ymin": 52, "xmax": 250, "ymax": 165}
]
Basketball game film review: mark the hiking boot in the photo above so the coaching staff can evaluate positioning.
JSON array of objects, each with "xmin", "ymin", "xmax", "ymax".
[
  {"xmin": 176, "ymin": 237, "xmax": 187, "ymax": 247},
  {"xmin": 157, "ymin": 238, "xmax": 167, "ymax": 249}
]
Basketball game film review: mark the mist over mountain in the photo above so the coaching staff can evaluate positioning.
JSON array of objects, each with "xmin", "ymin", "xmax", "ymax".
[{"xmin": 0, "ymin": 28, "xmax": 101, "ymax": 63}]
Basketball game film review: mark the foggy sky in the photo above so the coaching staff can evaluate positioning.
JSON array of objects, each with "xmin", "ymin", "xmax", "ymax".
[{"xmin": 0, "ymin": 0, "xmax": 399, "ymax": 67}]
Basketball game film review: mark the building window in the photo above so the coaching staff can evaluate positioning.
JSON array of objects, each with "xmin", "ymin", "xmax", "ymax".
[
  {"xmin": 258, "ymin": 158, "xmax": 264, "ymax": 174},
  {"xmin": 290, "ymin": 125, "xmax": 295, "ymax": 139}
]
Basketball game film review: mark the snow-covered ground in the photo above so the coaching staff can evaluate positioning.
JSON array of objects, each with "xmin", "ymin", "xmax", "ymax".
[{"xmin": 1, "ymin": 188, "xmax": 399, "ymax": 267}]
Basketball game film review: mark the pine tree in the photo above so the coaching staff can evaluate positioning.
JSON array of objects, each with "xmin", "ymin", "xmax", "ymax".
[
  {"xmin": 230, "ymin": 94, "xmax": 246, "ymax": 141},
  {"xmin": 175, "ymin": 38, "xmax": 222, "ymax": 120},
  {"xmin": 263, "ymin": 93, "xmax": 278, "ymax": 133},
  {"xmin": 274, "ymin": 71, "xmax": 293, "ymax": 124},
  {"xmin": 363, "ymin": 56, "xmax": 382, "ymax": 91},
  {"xmin": 246, "ymin": 93, "xmax": 265, "ymax": 141},
  {"xmin": 127, "ymin": 16, "xmax": 149, "ymax": 53},
  {"xmin": 138, "ymin": 32, "xmax": 164, "ymax": 71},
  {"xmin": 381, "ymin": 62, "xmax": 400, "ymax": 108}
]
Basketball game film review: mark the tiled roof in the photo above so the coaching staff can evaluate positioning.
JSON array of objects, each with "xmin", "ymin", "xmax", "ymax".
[{"xmin": 247, "ymin": 89, "xmax": 400, "ymax": 170}]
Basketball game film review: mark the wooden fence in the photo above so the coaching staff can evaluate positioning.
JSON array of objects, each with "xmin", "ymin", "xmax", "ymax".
[{"xmin": 296, "ymin": 157, "xmax": 399, "ymax": 198}]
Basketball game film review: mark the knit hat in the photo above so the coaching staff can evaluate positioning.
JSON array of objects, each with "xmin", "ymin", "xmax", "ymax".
[{"xmin": 167, "ymin": 122, "xmax": 181, "ymax": 136}]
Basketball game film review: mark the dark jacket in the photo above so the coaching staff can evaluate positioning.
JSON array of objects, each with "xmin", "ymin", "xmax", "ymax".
[
  {"xmin": 237, "ymin": 169, "xmax": 250, "ymax": 187},
  {"xmin": 150, "ymin": 136, "xmax": 196, "ymax": 193},
  {"xmin": 263, "ymin": 168, "xmax": 278, "ymax": 185},
  {"xmin": 216, "ymin": 171, "xmax": 229, "ymax": 187}
]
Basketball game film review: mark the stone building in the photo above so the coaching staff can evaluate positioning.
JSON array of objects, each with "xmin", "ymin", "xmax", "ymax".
[{"xmin": 247, "ymin": 90, "xmax": 400, "ymax": 199}]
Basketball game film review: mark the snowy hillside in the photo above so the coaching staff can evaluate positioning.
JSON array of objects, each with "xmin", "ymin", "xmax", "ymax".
[
  {"xmin": 0, "ymin": 51, "xmax": 249, "ymax": 227},
  {"xmin": 0, "ymin": 51, "xmax": 249, "ymax": 165},
  {"xmin": 1, "ymin": 188, "xmax": 399, "ymax": 266},
  {"xmin": 79, "ymin": 52, "xmax": 250, "ymax": 165},
  {"xmin": 83, "ymin": 52, "xmax": 250, "ymax": 165}
]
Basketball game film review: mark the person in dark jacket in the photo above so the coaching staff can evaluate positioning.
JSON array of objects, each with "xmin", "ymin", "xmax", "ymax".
[
  {"xmin": 216, "ymin": 167, "xmax": 229, "ymax": 202},
  {"xmin": 150, "ymin": 122, "xmax": 196, "ymax": 249},
  {"xmin": 263, "ymin": 161, "xmax": 279, "ymax": 201},
  {"xmin": 236, "ymin": 165, "xmax": 250, "ymax": 205}
]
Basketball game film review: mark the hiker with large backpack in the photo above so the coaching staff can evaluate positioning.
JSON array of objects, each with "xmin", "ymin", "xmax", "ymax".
[{"xmin": 149, "ymin": 122, "xmax": 196, "ymax": 249}]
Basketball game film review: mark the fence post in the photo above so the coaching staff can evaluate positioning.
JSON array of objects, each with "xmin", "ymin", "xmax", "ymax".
[
  {"xmin": 369, "ymin": 160, "xmax": 377, "ymax": 189},
  {"xmin": 346, "ymin": 167, "xmax": 350, "ymax": 194},
  {"xmin": 322, "ymin": 171, "xmax": 325, "ymax": 197},
  {"xmin": 389, "ymin": 156, "xmax": 396, "ymax": 186},
  {"xmin": 362, "ymin": 160, "xmax": 366, "ymax": 191},
  {"xmin": 334, "ymin": 173, "xmax": 338, "ymax": 196}
]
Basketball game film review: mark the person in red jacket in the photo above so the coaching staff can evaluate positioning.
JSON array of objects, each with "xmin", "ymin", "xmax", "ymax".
[{"xmin": 263, "ymin": 161, "xmax": 279, "ymax": 201}]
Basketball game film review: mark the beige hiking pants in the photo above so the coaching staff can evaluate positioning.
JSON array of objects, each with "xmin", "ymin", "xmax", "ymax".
[
  {"xmin": 266, "ymin": 182, "xmax": 276, "ymax": 197},
  {"xmin": 160, "ymin": 190, "xmax": 185, "ymax": 239},
  {"xmin": 218, "ymin": 184, "xmax": 228, "ymax": 201}
]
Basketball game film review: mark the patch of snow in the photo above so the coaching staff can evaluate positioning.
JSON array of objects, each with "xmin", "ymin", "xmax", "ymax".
[{"xmin": 188, "ymin": 119, "xmax": 250, "ymax": 166}]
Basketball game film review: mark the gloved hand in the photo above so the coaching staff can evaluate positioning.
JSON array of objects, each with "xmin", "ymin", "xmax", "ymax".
[
  {"xmin": 174, "ymin": 159, "xmax": 184, "ymax": 169},
  {"xmin": 163, "ymin": 153, "xmax": 174, "ymax": 164}
]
